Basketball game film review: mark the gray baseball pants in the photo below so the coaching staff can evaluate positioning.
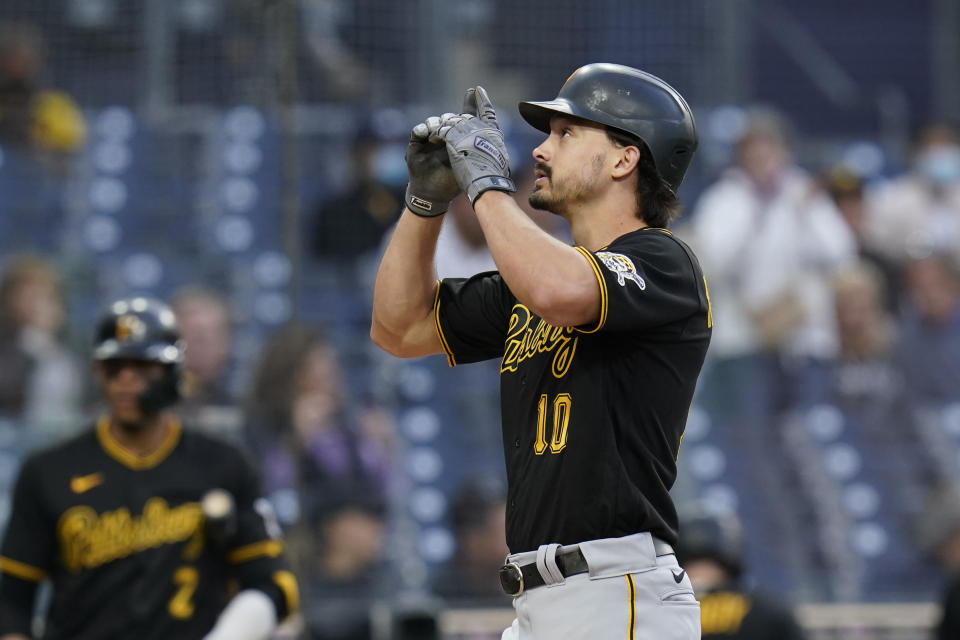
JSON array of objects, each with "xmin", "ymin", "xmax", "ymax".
[{"xmin": 500, "ymin": 532, "xmax": 700, "ymax": 640}]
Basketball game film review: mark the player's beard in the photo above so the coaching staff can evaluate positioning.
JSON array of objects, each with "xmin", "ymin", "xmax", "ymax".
[{"xmin": 529, "ymin": 153, "xmax": 606, "ymax": 216}]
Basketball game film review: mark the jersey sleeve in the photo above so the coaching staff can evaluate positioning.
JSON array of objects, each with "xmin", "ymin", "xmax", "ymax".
[
  {"xmin": 223, "ymin": 448, "xmax": 299, "ymax": 621},
  {"xmin": 574, "ymin": 230, "xmax": 711, "ymax": 334},
  {"xmin": 0, "ymin": 455, "xmax": 54, "ymax": 635},
  {"xmin": 435, "ymin": 271, "xmax": 514, "ymax": 365},
  {"xmin": 0, "ymin": 454, "xmax": 56, "ymax": 581}
]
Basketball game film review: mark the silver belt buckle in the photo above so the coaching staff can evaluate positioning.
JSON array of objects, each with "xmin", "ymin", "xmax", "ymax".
[{"xmin": 498, "ymin": 562, "xmax": 524, "ymax": 596}]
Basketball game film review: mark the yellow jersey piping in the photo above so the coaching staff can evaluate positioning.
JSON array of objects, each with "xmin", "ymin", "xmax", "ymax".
[
  {"xmin": 227, "ymin": 539, "xmax": 284, "ymax": 564},
  {"xmin": 0, "ymin": 555, "xmax": 47, "ymax": 582},
  {"xmin": 573, "ymin": 246, "xmax": 608, "ymax": 334},
  {"xmin": 96, "ymin": 416, "xmax": 182, "ymax": 470},
  {"xmin": 433, "ymin": 280, "xmax": 457, "ymax": 366}
]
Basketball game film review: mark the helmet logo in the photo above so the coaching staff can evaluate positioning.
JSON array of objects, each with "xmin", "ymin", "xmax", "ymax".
[{"xmin": 115, "ymin": 315, "xmax": 147, "ymax": 342}]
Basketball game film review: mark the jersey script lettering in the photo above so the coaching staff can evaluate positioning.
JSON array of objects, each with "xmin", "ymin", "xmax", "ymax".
[
  {"xmin": 58, "ymin": 498, "xmax": 204, "ymax": 572},
  {"xmin": 501, "ymin": 304, "xmax": 578, "ymax": 379}
]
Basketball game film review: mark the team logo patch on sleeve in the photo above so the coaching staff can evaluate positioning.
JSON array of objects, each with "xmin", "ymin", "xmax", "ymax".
[{"xmin": 596, "ymin": 252, "xmax": 646, "ymax": 290}]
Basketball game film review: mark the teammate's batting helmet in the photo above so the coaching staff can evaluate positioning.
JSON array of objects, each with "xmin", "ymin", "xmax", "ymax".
[
  {"xmin": 675, "ymin": 510, "xmax": 744, "ymax": 580},
  {"xmin": 518, "ymin": 63, "xmax": 698, "ymax": 192},
  {"xmin": 93, "ymin": 297, "xmax": 184, "ymax": 413}
]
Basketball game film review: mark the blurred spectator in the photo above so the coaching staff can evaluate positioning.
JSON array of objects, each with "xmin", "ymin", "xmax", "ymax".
[
  {"xmin": 300, "ymin": 484, "xmax": 389, "ymax": 640},
  {"xmin": 687, "ymin": 107, "xmax": 855, "ymax": 425},
  {"xmin": 246, "ymin": 324, "xmax": 396, "ymax": 637},
  {"xmin": 246, "ymin": 323, "xmax": 394, "ymax": 519},
  {"xmin": 0, "ymin": 21, "xmax": 86, "ymax": 156},
  {"xmin": 794, "ymin": 262, "xmax": 902, "ymax": 409},
  {"xmin": 676, "ymin": 509, "xmax": 805, "ymax": 640},
  {"xmin": 896, "ymin": 253, "xmax": 960, "ymax": 404},
  {"xmin": 435, "ymin": 165, "xmax": 570, "ymax": 279},
  {"xmin": 0, "ymin": 254, "xmax": 82, "ymax": 435},
  {"xmin": 864, "ymin": 122, "xmax": 960, "ymax": 266},
  {"xmin": 435, "ymin": 194, "xmax": 498, "ymax": 279},
  {"xmin": 312, "ymin": 128, "xmax": 405, "ymax": 259},
  {"xmin": 824, "ymin": 167, "xmax": 901, "ymax": 311},
  {"xmin": 432, "ymin": 476, "xmax": 510, "ymax": 606},
  {"xmin": 170, "ymin": 286, "xmax": 243, "ymax": 441}
]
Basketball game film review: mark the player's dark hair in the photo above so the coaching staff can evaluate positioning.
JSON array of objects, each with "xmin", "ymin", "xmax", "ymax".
[{"xmin": 605, "ymin": 128, "xmax": 680, "ymax": 228}]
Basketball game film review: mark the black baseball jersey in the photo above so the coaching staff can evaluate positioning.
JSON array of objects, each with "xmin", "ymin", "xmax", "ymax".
[
  {"xmin": 938, "ymin": 572, "xmax": 960, "ymax": 640},
  {"xmin": 0, "ymin": 417, "xmax": 298, "ymax": 640},
  {"xmin": 435, "ymin": 227, "xmax": 712, "ymax": 552},
  {"xmin": 699, "ymin": 589, "xmax": 805, "ymax": 640}
]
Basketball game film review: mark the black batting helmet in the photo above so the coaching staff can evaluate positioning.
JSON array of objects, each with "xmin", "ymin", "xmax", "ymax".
[
  {"xmin": 675, "ymin": 510, "xmax": 744, "ymax": 580},
  {"xmin": 94, "ymin": 297, "xmax": 184, "ymax": 413},
  {"xmin": 518, "ymin": 63, "xmax": 698, "ymax": 192}
]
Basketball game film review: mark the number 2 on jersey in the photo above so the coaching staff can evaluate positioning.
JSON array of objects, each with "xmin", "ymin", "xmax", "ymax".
[
  {"xmin": 168, "ymin": 566, "xmax": 198, "ymax": 619},
  {"xmin": 535, "ymin": 393, "xmax": 571, "ymax": 454}
]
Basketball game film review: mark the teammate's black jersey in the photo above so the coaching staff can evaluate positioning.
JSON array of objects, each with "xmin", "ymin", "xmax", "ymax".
[
  {"xmin": 435, "ymin": 227, "xmax": 712, "ymax": 552},
  {"xmin": 699, "ymin": 588, "xmax": 805, "ymax": 640},
  {"xmin": 0, "ymin": 417, "xmax": 297, "ymax": 640}
]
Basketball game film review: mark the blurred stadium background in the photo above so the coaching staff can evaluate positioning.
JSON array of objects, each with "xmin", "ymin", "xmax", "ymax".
[{"xmin": 0, "ymin": 0, "xmax": 959, "ymax": 638}]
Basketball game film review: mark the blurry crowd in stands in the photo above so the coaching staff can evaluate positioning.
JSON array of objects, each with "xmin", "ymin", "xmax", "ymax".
[{"xmin": 5, "ymin": 11, "xmax": 960, "ymax": 638}]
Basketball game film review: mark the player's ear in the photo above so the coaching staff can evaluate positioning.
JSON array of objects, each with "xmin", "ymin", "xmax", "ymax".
[{"xmin": 611, "ymin": 144, "xmax": 640, "ymax": 179}]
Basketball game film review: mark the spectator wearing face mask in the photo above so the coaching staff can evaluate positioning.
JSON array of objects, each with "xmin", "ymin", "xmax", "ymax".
[
  {"xmin": 311, "ymin": 124, "xmax": 406, "ymax": 261},
  {"xmin": 864, "ymin": 122, "xmax": 960, "ymax": 266}
]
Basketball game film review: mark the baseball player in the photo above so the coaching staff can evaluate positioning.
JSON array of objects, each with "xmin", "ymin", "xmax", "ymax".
[
  {"xmin": 0, "ymin": 297, "xmax": 298, "ymax": 640},
  {"xmin": 676, "ymin": 511, "xmax": 806, "ymax": 640},
  {"xmin": 371, "ymin": 63, "xmax": 710, "ymax": 639}
]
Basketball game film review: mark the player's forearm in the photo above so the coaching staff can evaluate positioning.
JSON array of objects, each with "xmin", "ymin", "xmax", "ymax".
[
  {"xmin": 474, "ymin": 192, "xmax": 599, "ymax": 327},
  {"xmin": 371, "ymin": 208, "xmax": 445, "ymax": 356},
  {"xmin": 0, "ymin": 634, "xmax": 30, "ymax": 640}
]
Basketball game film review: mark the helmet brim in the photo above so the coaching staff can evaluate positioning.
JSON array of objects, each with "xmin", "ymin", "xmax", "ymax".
[{"xmin": 518, "ymin": 99, "xmax": 577, "ymax": 135}]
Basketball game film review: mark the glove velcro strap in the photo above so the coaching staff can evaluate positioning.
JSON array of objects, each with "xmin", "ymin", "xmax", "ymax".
[
  {"xmin": 405, "ymin": 184, "xmax": 449, "ymax": 218},
  {"xmin": 467, "ymin": 176, "xmax": 516, "ymax": 205}
]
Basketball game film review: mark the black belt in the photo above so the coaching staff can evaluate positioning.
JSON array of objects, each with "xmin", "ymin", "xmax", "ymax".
[{"xmin": 498, "ymin": 538, "xmax": 674, "ymax": 597}]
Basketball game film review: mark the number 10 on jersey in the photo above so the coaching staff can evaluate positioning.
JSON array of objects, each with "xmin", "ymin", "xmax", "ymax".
[{"xmin": 535, "ymin": 393, "xmax": 572, "ymax": 454}]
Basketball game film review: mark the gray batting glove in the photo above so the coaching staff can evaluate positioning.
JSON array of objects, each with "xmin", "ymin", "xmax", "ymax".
[
  {"xmin": 404, "ymin": 113, "xmax": 461, "ymax": 217},
  {"xmin": 436, "ymin": 86, "xmax": 516, "ymax": 205}
]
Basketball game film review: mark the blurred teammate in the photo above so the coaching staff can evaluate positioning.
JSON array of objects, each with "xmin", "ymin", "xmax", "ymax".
[
  {"xmin": 0, "ymin": 297, "xmax": 298, "ymax": 640},
  {"xmin": 372, "ymin": 63, "xmax": 709, "ymax": 639},
  {"xmin": 677, "ymin": 511, "xmax": 805, "ymax": 640}
]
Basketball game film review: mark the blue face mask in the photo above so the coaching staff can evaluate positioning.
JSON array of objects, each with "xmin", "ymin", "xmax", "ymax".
[
  {"xmin": 370, "ymin": 143, "xmax": 409, "ymax": 189},
  {"xmin": 917, "ymin": 146, "xmax": 960, "ymax": 187}
]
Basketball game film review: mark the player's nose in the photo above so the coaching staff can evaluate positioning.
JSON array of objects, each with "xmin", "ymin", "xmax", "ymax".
[{"xmin": 532, "ymin": 139, "xmax": 549, "ymax": 163}]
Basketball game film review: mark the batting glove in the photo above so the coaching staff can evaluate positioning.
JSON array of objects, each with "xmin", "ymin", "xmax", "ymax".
[
  {"xmin": 435, "ymin": 86, "xmax": 516, "ymax": 205},
  {"xmin": 404, "ymin": 113, "xmax": 462, "ymax": 217}
]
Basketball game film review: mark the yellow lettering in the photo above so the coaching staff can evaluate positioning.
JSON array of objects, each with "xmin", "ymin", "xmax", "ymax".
[
  {"xmin": 58, "ymin": 499, "xmax": 204, "ymax": 572},
  {"xmin": 500, "ymin": 305, "xmax": 578, "ymax": 379}
]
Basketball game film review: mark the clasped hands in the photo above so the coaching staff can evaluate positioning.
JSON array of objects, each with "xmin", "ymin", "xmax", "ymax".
[{"xmin": 404, "ymin": 86, "xmax": 516, "ymax": 217}]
